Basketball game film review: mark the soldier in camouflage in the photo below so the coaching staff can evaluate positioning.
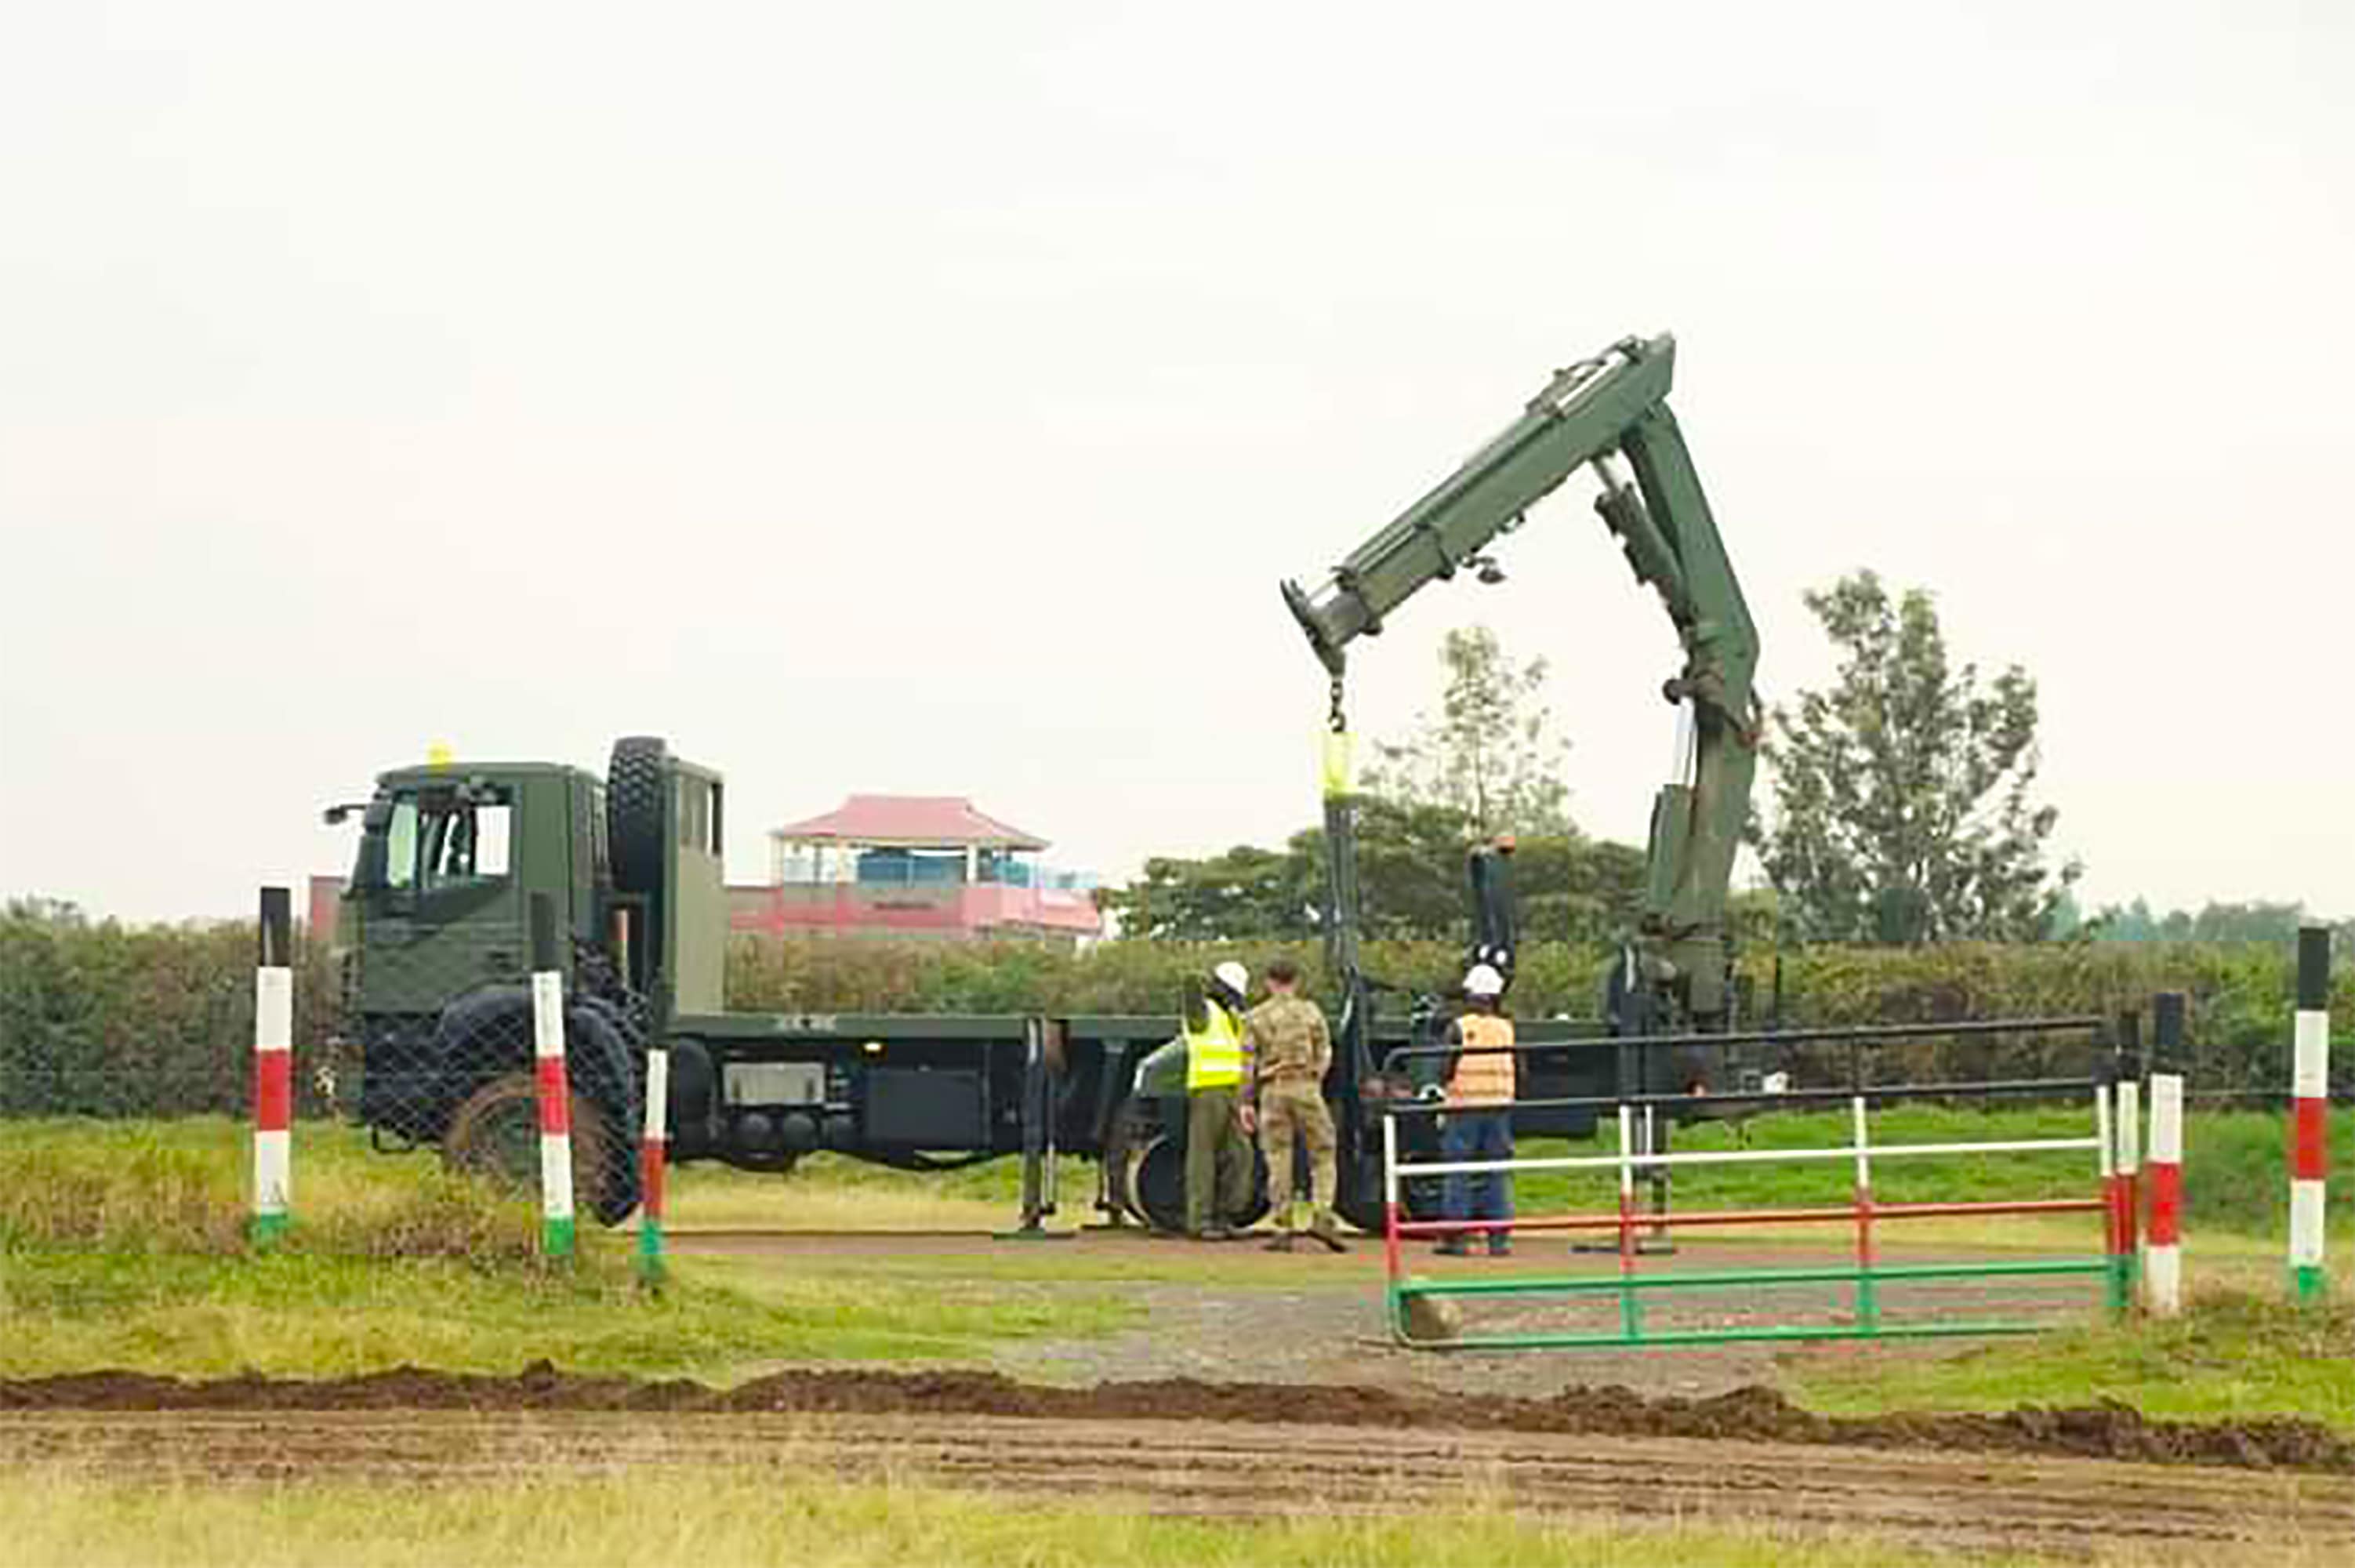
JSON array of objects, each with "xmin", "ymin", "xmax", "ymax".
[{"xmin": 1239, "ymin": 959, "xmax": 1348, "ymax": 1253}]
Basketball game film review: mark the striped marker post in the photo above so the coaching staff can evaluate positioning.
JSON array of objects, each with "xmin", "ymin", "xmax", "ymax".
[
  {"xmin": 2291, "ymin": 924, "xmax": 2332, "ymax": 1304},
  {"xmin": 2116, "ymin": 1076, "xmax": 2141, "ymax": 1294},
  {"xmin": 1381, "ymin": 1111, "xmax": 1402, "ymax": 1289},
  {"xmin": 2146, "ymin": 1073, "xmax": 2185, "ymax": 1317},
  {"xmin": 2096, "ymin": 1085, "xmax": 2128, "ymax": 1316},
  {"xmin": 530, "ymin": 894, "xmax": 576, "ymax": 1261},
  {"xmin": 1851, "ymin": 1094, "xmax": 1878, "ymax": 1330},
  {"xmin": 638, "ymin": 1047, "xmax": 669, "ymax": 1286},
  {"xmin": 250, "ymin": 887, "xmax": 294, "ymax": 1246},
  {"xmin": 1616, "ymin": 1103, "xmax": 1642, "ymax": 1341}
]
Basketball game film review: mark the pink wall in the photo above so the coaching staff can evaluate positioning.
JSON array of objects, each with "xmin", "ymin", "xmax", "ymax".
[{"xmin": 728, "ymin": 882, "xmax": 1100, "ymax": 941}]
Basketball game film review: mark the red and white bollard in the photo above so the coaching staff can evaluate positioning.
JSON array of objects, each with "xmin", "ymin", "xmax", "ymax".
[
  {"xmin": 2145, "ymin": 1073, "xmax": 2185, "ymax": 1317},
  {"xmin": 2291, "ymin": 924, "xmax": 2331, "ymax": 1304},
  {"xmin": 530, "ymin": 894, "xmax": 575, "ymax": 1260},
  {"xmin": 638, "ymin": 1047, "xmax": 669, "ymax": 1285},
  {"xmin": 251, "ymin": 887, "xmax": 294, "ymax": 1245},
  {"xmin": 2096, "ymin": 1083, "xmax": 2133, "ymax": 1316},
  {"xmin": 2117, "ymin": 1077, "xmax": 2142, "ymax": 1271},
  {"xmin": 1851, "ymin": 1094, "xmax": 1879, "ymax": 1330}
]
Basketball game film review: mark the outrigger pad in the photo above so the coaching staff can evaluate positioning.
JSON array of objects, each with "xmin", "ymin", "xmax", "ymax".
[{"xmin": 1399, "ymin": 1288, "xmax": 1463, "ymax": 1343}]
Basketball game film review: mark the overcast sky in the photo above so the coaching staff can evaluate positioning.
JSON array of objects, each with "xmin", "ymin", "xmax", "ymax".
[{"xmin": 3, "ymin": 2, "xmax": 2350, "ymax": 924}]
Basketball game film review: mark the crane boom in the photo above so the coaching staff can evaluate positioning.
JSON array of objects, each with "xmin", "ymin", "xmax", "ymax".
[{"xmin": 1283, "ymin": 332, "xmax": 1759, "ymax": 1032}]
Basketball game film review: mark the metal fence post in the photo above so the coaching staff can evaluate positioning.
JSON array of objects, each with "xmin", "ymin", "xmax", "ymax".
[
  {"xmin": 1615, "ymin": 1103, "xmax": 1642, "ymax": 1341},
  {"xmin": 530, "ymin": 894, "xmax": 575, "ymax": 1261},
  {"xmin": 250, "ymin": 887, "xmax": 294, "ymax": 1246},
  {"xmin": 2291, "ymin": 924, "xmax": 2331, "ymax": 1303},
  {"xmin": 2146, "ymin": 1073, "xmax": 2185, "ymax": 1317},
  {"xmin": 1851, "ymin": 1094, "xmax": 1878, "ymax": 1332},
  {"xmin": 2152, "ymin": 993, "xmax": 2186, "ymax": 1073}
]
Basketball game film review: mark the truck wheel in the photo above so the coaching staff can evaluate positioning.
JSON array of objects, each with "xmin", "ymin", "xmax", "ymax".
[
  {"xmin": 444, "ymin": 1071, "xmax": 625, "ymax": 1224},
  {"xmin": 607, "ymin": 736, "xmax": 669, "ymax": 898},
  {"xmin": 1131, "ymin": 1135, "xmax": 1186, "ymax": 1232},
  {"xmin": 1134, "ymin": 1133, "xmax": 1272, "ymax": 1233}
]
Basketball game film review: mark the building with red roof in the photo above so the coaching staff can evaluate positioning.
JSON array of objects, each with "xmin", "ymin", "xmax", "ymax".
[{"xmin": 728, "ymin": 793, "xmax": 1101, "ymax": 945}]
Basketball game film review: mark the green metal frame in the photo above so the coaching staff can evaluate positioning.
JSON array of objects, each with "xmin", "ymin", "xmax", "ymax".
[{"xmin": 1390, "ymin": 1257, "xmax": 2126, "ymax": 1350}]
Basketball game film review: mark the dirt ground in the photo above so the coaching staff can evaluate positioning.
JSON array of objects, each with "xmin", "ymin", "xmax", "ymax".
[
  {"xmin": 4, "ymin": 1392, "xmax": 2350, "ymax": 1561},
  {"xmin": 677, "ymin": 1228, "xmax": 2103, "ymax": 1400},
  {"xmin": 10, "ymin": 1225, "xmax": 2348, "ymax": 1560},
  {"xmin": 6, "ymin": 1363, "xmax": 2348, "ymax": 1472}
]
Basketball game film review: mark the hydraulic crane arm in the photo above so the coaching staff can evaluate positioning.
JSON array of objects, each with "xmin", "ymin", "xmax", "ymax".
[{"xmin": 1284, "ymin": 333, "xmax": 1760, "ymax": 1030}]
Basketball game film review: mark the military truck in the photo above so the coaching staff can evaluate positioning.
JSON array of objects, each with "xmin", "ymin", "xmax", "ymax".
[{"xmin": 328, "ymin": 737, "xmax": 1623, "ymax": 1231}]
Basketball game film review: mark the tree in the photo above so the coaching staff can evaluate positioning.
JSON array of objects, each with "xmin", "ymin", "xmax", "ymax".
[
  {"xmin": 1363, "ymin": 626, "xmax": 1573, "ymax": 837},
  {"xmin": 2089, "ymin": 898, "xmax": 2336, "ymax": 946},
  {"xmin": 1101, "ymin": 800, "xmax": 1651, "ymax": 948},
  {"xmin": 1752, "ymin": 571, "xmax": 2077, "ymax": 945},
  {"xmin": 1094, "ymin": 844, "xmax": 1314, "ymax": 942}
]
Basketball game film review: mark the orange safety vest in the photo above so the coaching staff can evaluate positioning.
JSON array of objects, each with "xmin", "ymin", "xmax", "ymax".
[{"xmin": 1449, "ymin": 1012, "xmax": 1517, "ymax": 1106}]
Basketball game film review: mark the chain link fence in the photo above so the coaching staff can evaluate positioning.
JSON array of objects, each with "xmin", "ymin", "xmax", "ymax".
[
  {"xmin": 0, "ymin": 896, "xmax": 644, "ymax": 1238},
  {"xmin": 347, "ymin": 901, "xmax": 646, "ymax": 1229}
]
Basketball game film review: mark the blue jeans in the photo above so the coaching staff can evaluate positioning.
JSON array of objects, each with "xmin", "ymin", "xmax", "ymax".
[{"xmin": 1442, "ymin": 1109, "xmax": 1513, "ymax": 1247}]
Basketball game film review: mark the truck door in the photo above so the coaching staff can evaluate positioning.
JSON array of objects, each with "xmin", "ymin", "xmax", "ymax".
[{"xmin": 364, "ymin": 782, "xmax": 528, "ymax": 1014}]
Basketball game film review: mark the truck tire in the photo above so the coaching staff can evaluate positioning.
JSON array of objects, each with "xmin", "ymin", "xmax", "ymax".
[
  {"xmin": 1133, "ymin": 1132, "xmax": 1272, "ymax": 1234},
  {"xmin": 443, "ymin": 1071, "xmax": 630, "ymax": 1225},
  {"xmin": 607, "ymin": 736, "xmax": 669, "ymax": 898}
]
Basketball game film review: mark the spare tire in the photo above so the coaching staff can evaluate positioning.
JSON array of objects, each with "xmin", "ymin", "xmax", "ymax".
[{"xmin": 608, "ymin": 736, "xmax": 669, "ymax": 898}]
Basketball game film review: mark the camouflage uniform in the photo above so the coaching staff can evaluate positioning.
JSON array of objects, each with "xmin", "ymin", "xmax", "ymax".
[{"xmin": 1243, "ymin": 993, "xmax": 1339, "ymax": 1236}]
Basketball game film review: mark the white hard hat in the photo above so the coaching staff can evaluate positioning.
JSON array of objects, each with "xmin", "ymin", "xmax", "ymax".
[
  {"xmin": 1213, "ymin": 960, "xmax": 1250, "ymax": 994},
  {"xmin": 1463, "ymin": 963, "xmax": 1506, "ymax": 999}
]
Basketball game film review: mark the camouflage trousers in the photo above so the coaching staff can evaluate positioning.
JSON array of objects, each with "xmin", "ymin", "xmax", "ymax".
[{"xmin": 1257, "ymin": 1079, "xmax": 1337, "ymax": 1229}]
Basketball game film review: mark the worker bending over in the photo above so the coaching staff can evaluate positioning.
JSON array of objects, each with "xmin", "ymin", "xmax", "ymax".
[
  {"xmin": 1183, "ymin": 960, "xmax": 1257, "ymax": 1240},
  {"xmin": 1437, "ymin": 963, "xmax": 1517, "ymax": 1257},
  {"xmin": 1240, "ymin": 959, "xmax": 1347, "ymax": 1254}
]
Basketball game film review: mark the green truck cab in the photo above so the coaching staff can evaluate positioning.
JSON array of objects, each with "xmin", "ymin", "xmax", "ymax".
[{"xmin": 332, "ymin": 738, "xmax": 1224, "ymax": 1228}]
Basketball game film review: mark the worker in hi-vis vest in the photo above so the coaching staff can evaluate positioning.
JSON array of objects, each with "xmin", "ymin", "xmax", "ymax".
[
  {"xmin": 1183, "ymin": 960, "xmax": 1257, "ymax": 1240},
  {"xmin": 1435, "ymin": 963, "xmax": 1517, "ymax": 1257}
]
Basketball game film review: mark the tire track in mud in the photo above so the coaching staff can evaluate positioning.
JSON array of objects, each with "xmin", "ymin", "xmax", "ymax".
[{"xmin": 5, "ymin": 1410, "xmax": 2350, "ymax": 1559}]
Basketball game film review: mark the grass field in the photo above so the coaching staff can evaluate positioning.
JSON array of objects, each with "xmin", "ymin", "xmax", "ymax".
[
  {"xmin": 0, "ymin": 1120, "xmax": 1129, "ymax": 1377},
  {"xmin": 1787, "ymin": 1288, "xmax": 2355, "ymax": 1430},
  {"xmin": 7, "ymin": 1112, "xmax": 2355, "ymax": 1566},
  {"xmin": 3, "ymin": 1110, "xmax": 2350, "ymax": 1419},
  {"xmin": 2, "ymin": 1468, "xmax": 2330, "ymax": 1568}
]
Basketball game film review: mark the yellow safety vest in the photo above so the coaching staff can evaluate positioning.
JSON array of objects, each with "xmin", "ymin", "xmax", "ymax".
[{"xmin": 1185, "ymin": 1004, "xmax": 1246, "ymax": 1091}]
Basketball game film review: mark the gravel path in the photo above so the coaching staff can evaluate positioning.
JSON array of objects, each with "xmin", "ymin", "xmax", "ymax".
[{"xmin": 677, "ymin": 1229, "xmax": 2091, "ymax": 1399}]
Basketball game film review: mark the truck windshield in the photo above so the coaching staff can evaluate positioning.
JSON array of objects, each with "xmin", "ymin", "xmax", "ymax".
[
  {"xmin": 372, "ymin": 787, "xmax": 511, "ymax": 895},
  {"xmin": 419, "ymin": 790, "xmax": 511, "ymax": 891}
]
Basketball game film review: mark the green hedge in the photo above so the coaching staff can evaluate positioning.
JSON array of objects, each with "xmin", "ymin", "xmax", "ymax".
[
  {"xmin": 0, "ymin": 913, "xmax": 340, "ymax": 1118},
  {"xmin": 2, "ymin": 905, "xmax": 2347, "ymax": 1117}
]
